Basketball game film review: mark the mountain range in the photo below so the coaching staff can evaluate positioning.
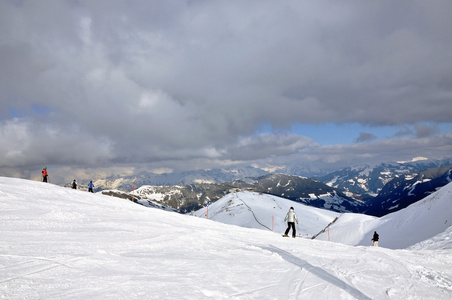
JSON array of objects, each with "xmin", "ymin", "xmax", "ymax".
[
  {"xmin": 91, "ymin": 157, "xmax": 452, "ymax": 193},
  {"xmin": 102, "ymin": 174, "xmax": 364, "ymax": 214},
  {"xmin": 99, "ymin": 158, "xmax": 452, "ymax": 218},
  {"xmin": 365, "ymin": 165, "xmax": 452, "ymax": 216},
  {"xmin": 318, "ymin": 157, "xmax": 452, "ymax": 196}
]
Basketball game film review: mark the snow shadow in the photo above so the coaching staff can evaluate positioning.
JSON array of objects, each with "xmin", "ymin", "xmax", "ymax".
[{"xmin": 264, "ymin": 245, "xmax": 371, "ymax": 300}]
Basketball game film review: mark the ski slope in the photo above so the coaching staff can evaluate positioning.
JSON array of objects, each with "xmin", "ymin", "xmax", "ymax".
[
  {"xmin": 192, "ymin": 191, "xmax": 341, "ymax": 238},
  {"xmin": 1, "ymin": 177, "xmax": 451, "ymax": 299},
  {"xmin": 315, "ymin": 182, "xmax": 452, "ymax": 249},
  {"xmin": 193, "ymin": 185, "xmax": 452, "ymax": 250}
]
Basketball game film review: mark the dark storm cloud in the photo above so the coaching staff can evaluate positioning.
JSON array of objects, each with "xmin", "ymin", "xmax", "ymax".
[
  {"xmin": 0, "ymin": 0, "xmax": 451, "ymax": 180},
  {"xmin": 414, "ymin": 123, "xmax": 440, "ymax": 138},
  {"xmin": 355, "ymin": 132, "xmax": 377, "ymax": 143}
]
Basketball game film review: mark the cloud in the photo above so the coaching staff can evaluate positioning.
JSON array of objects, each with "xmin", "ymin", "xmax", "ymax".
[
  {"xmin": 274, "ymin": 133, "xmax": 452, "ymax": 170},
  {"xmin": 355, "ymin": 132, "xmax": 377, "ymax": 143},
  {"xmin": 414, "ymin": 123, "xmax": 440, "ymax": 138},
  {"xmin": 395, "ymin": 126, "xmax": 414, "ymax": 137},
  {"xmin": 0, "ymin": 118, "xmax": 114, "ymax": 168},
  {"xmin": 0, "ymin": 1, "xmax": 451, "ymax": 182},
  {"xmin": 227, "ymin": 133, "xmax": 314, "ymax": 161}
]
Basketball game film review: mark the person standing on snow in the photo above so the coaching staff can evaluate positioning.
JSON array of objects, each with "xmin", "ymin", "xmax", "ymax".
[
  {"xmin": 42, "ymin": 167, "xmax": 48, "ymax": 182},
  {"xmin": 88, "ymin": 181, "xmax": 94, "ymax": 193},
  {"xmin": 283, "ymin": 207, "xmax": 299, "ymax": 238},
  {"xmin": 372, "ymin": 231, "xmax": 379, "ymax": 247},
  {"xmin": 72, "ymin": 179, "xmax": 77, "ymax": 189}
]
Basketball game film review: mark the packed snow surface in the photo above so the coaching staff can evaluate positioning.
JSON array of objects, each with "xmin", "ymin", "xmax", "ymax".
[
  {"xmin": 192, "ymin": 191, "xmax": 341, "ymax": 238},
  {"xmin": 315, "ymin": 182, "xmax": 452, "ymax": 249},
  {"xmin": 1, "ymin": 177, "xmax": 452, "ymax": 299}
]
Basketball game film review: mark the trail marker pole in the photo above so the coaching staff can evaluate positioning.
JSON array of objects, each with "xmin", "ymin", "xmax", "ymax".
[{"xmin": 206, "ymin": 203, "xmax": 209, "ymax": 219}]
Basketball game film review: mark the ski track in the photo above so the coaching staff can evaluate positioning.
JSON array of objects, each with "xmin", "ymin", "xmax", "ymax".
[
  {"xmin": 262, "ymin": 245, "xmax": 372, "ymax": 300},
  {"xmin": 236, "ymin": 193, "xmax": 272, "ymax": 231},
  {"xmin": 0, "ymin": 254, "xmax": 82, "ymax": 284}
]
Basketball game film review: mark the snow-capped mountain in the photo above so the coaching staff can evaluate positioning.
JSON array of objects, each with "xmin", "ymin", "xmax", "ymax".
[
  {"xmin": 89, "ymin": 157, "xmax": 452, "ymax": 195},
  {"xmin": 100, "ymin": 163, "xmax": 452, "ymax": 219},
  {"xmin": 317, "ymin": 157, "xmax": 452, "ymax": 196},
  {"xmin": 90, "ymin": 165, "xmax": 269, "ymax": 192},
  {"xmin": 104, "ymin": 174, "xmax": 362, "ymax": 214},
  {"xmin": 1, "ymin": 176, "xmax": 451, "ymax": 299},
  {"xmin": 364, "ymin": 165, "xmax": 452, "ymax": 216},
  {"xmin": 131, "ymin": 182, "xmax": 235, "ymax": 212},
  {"xmin": 231, "ymin": 174, "xmax": 364, "ymax": 213}
]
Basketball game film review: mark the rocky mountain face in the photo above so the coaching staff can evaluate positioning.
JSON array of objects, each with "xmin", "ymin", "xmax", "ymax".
[
  {"xmin": 364, "ymin": 165, "xmax": 452, "ymax": 217},
  {"xmin": 231, "ymin": 174, "xmax": 364, "ymax": 213},
  {"xmin": 316, "ymin": 158, "xmax": 452, "ymax": 196},
  {"xmin": 131, "ymin": 183, "xmax": 236, "ymax": 213}
]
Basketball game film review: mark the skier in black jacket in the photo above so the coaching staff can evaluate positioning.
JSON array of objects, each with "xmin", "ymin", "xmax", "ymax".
[{"xmin": 372, "ymin": 231, "xmax": 379, "ymax": 247}]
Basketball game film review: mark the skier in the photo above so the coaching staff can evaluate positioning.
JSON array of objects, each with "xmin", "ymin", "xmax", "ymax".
[
  {"xmin": 42, "ymin": 167, "xmax": 48, "ymax": 182},
  {"xmin": 72, "ymin": 179, "xmax": 77, "ymax": 190},
  {"xmin": 88, "ymin": 181, "xmax": 94, "ymax": 193},
  {"xmin": 372, "ymin": 231, "xmax": 379, "ymax": 247},
  {"xmin": 283, "ymin": 207, "xmax": 299, "ymax": 238}
]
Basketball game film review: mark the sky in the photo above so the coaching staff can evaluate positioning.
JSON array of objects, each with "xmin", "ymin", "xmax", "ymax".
[
  {"xmin": 1, "ymin": 177, "xmax": 451, "ymax": 299},
  {"xmin": 1, "ymin": 0, "xmax": 452, "ymax": 183}
]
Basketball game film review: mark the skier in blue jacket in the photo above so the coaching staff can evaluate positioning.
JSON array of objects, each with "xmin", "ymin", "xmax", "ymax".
[{"xmin": 88, "ymin": 181, "xmax": 94, "ymax": 193}]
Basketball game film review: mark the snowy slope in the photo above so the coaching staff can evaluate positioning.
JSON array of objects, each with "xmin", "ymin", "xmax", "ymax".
[
  {"xmin": 1, "ymin": 177, "xmax": 452, "ymax": 299},
  {"xmin": 315, "ymin": 182, "xmax": 452, "ymax": 249},
  {"xmin": 192, "ymin": 191, "xmax": 341, "ymax": 238}
]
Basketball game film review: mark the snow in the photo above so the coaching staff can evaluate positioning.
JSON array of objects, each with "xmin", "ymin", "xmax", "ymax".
[
  {"xmin": 315, "ymin": 182, "xmax": 452, "ymax": 250},
  {"xmin": 397, "ymin": 157, "xmax": 429, "ymax": 163},
  {"xmin": 193, "ymin": 191, "xmax": 340, "ymax": 238},
  {"xmin": 194, "ymin": 179, "xmax": 216, "ymax": 184},
  {"xmin": 1, "ymin": 177, "xmax": 452, "ymax": 299},
  {"xmin": 358, "ymin": 167, "xmax": 372, "ymax": 177}
]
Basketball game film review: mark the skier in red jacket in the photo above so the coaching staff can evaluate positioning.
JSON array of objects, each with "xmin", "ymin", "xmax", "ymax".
[{"xmin": 42, "ymin": 167, "xmax": 48, "ymax": 182}]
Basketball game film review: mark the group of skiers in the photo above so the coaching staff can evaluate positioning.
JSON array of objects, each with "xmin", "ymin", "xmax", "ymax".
[
  {"xmin": 71, "ymin": 179, "xmax": 94, "ymax": 192},
  {"xmin": 42, "ymin": 167, "xmax": 95, "ymax": 193}
]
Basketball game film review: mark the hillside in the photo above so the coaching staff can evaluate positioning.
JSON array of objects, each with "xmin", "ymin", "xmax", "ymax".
[
  {"xmin": 192, "ymin": 190, "xmax": 341, "ymax": 238},
  {"xmin": 315, "ymin": 181, "xmax": 452, "ymax": 249},
  {"xmin": 365, "ymin": 165, "xmax": 452, "ymax": 216},
  {"xmin": 1, "ymin": 177, "xmax": 451, "ymax": 299},
  {"xmin": 192, "ymin": 184, "xmax": 452, "ymax": 250}
]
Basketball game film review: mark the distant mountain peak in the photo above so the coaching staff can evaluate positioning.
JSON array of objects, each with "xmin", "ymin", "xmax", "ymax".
[{"xmin": 397, "ymin": 156, "xmax": 429, "ymax": 163}]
